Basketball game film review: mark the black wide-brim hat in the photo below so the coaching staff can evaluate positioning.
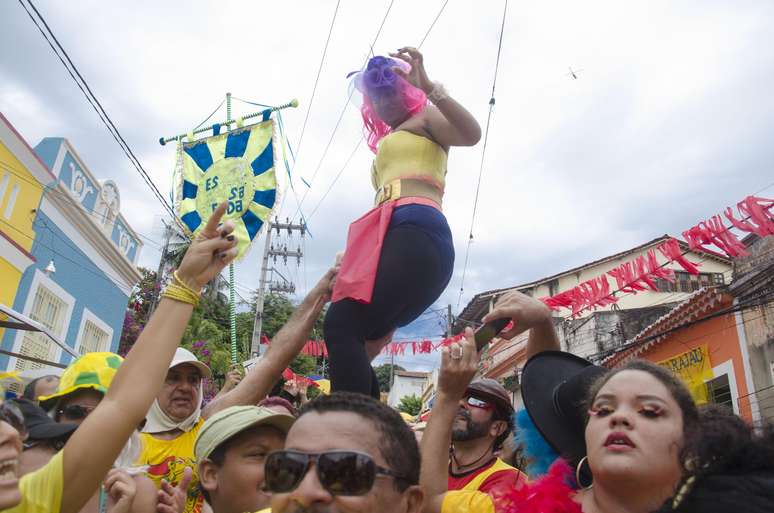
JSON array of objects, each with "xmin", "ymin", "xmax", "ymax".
[{"xmin": 521, "ymin": 351, "xmax": 608, "ymax": 466}]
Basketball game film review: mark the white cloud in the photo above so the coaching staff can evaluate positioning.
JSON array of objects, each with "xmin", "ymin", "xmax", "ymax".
[{"xmin": 3, "ymin": 0, "xmax": 774, "ymax": 369}]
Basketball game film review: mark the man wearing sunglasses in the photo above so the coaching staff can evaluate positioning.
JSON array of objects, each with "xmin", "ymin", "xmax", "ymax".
[
  {"xmin": 446, "ymin": 379, "xmax": 526, "ymax": 499},
  {"xmin": 267, "ymin": 392, "xmax": 423, "ymax": 513},
  {"xmin": 420, "ymin": 291, "xmax": 562, "ymax": 513}
]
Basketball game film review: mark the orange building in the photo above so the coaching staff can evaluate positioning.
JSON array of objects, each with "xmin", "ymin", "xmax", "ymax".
[{"xmin": 603, "ymin": 287, "xmax": 758, "ymax": 424}]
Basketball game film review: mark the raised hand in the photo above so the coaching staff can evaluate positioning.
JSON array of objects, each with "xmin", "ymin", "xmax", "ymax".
[
  {"xmin": 103, "ymin": 469, "xmax": 137, "ymax": 513},
  {"xmin": 222, "ymin": 367, "xmax": 243, "ymax": 393},
  {"xmin": 437, "ymin": 328, "xmax": 479, "ymax": 401},
  {"xmin": 157, "ymin": 467, "xmax": 192, "ymax": 513},
  {"xmin": 176, "ymin": 202, "xmax": 238, "ymax": 292},
  {"xmin": 482, "ymin": 289, "xmax": 553, "ymax": 340},
  {"xmin": 389, "ymin": 46, "xmax": 433, "ymax": 93}
]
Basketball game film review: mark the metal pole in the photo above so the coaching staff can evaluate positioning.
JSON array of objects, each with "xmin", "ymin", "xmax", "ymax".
[
  {"xmin": 226, "ymin": 92, "xmax": 238, "ymax": 364},
  {"xmin": 251, "ymin": 220, "xmax": 274, "ymax": 356},
  {"xmin": 158, "ymin": 99, "xmax": 299, "ymax": 146},
  {"xmin": 390, "ymin": 350, "xmax": 395, "ymax": 391},
  {"xmin": 149, "ymin": 221, "xmax": 172, "ymax": 317}
]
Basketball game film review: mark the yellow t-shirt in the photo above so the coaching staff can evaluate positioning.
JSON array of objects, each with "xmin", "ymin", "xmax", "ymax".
[
  {"xmin": 442, "ymin": 490, "xmax": 495, "ymax": 513},
  {"xmin": 5, "ymin": 450, "xmax": 64, "ymax": 513},
  {"xmin": 138, "ymin": 418, "xmax": 205, "ymax": 513}
]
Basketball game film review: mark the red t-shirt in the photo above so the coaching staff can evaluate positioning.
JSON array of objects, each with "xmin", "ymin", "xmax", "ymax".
[{"xmin": 448, "ymin": 458, "xmax": 527, "ymax": 499}]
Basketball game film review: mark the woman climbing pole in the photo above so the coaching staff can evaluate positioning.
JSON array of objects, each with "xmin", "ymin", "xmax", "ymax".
[{"xmin": 324, "ymin": 47, "xmax": 481, "ymax": 397}]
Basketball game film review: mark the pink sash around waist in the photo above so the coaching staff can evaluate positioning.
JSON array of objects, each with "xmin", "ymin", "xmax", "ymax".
[{"xmin": 331, "ymin": 197, "xmax": 440, "ymax": 304}]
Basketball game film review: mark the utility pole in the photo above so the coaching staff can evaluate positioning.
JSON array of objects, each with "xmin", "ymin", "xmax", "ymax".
[
  {"xmin": 148, "ymin": 220, "xmax": 173, "ymax": 317},
  {"xmin": 446, "ymin": 304, "xmax": 453, "ymax": 337},
  {"xmin": 250, "ymin": 217, "xmax": 306, "ymax": 356}
]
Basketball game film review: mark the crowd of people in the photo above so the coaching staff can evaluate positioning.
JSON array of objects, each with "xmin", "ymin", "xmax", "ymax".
[{"xmin": 1, "ymin": 47, "xmax": 773, "ymax": 512}]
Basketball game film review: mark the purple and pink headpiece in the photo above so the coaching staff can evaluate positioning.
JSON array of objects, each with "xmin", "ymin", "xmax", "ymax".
[{"xmin": 348, "ymin": 56, "xmax": 427, "ymax": 153}]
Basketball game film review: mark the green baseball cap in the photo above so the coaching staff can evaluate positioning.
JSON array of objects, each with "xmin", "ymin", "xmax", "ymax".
[{"xmin": 194, "ymin": 405, "xmax": 295, "ymax": 461}]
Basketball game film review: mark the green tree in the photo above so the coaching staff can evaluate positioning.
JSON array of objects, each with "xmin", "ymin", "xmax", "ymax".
[
  {"xmin": 289, "ymin": 354, "xmax": 317, "ymax": 376},
  {"xmin": 398, "ymin": 394, "xmax": 422, "ymax": 416},
  {"xmin": 374, "ymin": 364, "xmax": 405, "ymax": 393},
  {"xmin": 261, "ymin": 293, "xmax": 295, "ymax": 338}
]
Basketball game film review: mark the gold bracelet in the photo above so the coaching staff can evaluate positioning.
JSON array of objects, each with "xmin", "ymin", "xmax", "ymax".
[
  {"xmin": 161, "ymin": 283, "xmax": 200, "ymax": 306},
  {"xmin": 173, "ymin": 271, "xmax": 202, "ymax": 297}
]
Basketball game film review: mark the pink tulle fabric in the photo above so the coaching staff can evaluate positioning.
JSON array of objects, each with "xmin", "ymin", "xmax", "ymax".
[{"xmin": 496, "ymin": 459, "xmax": 582, "ymax": 513}]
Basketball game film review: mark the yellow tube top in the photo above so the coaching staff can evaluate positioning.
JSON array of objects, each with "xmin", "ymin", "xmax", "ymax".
[{"xmin": 371, "ymin": 131, "xmax": 448, "ymax": 192}]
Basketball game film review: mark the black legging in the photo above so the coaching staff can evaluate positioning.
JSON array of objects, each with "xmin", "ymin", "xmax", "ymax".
[{"xmin": 324, "ymin": 225, "xmax": 449, "ymax": 398}]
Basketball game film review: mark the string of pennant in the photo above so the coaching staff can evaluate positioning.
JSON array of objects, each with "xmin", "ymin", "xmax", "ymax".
[
  {"xmin": 258, "ymin": 194, "xmax": 772, "ymax": 356},
  {"xmin": 540, "ymin": 195, "xmax": 773, "ymax": 317}
]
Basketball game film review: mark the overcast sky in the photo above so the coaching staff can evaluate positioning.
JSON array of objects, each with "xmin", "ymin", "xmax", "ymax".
[{"xmin": 3, "ymin": 1, "xmax": 772, "ymax": 370}]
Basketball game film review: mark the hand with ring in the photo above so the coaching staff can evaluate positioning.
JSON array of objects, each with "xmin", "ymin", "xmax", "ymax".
[{"xmin": 438, "ymin": 328, "xmax": 479, "ymax": 402}]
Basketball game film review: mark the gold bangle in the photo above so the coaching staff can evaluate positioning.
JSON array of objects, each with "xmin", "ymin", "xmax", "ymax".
[
  {"xmin": 161, "ymin": 286, "xmax": 198, "ymax": 306},
  {"xmin": 161, "ymin": 283, "xmax": 200, "ymax": 306},
  {"xmin": 173, "ymin": 271, "xmax": 201, "ymax": 297}
]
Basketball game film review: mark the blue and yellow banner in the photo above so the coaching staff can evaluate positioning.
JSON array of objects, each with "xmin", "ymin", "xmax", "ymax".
[{"xmin": 178, "ymin": 120, "xmax": 277, "ymax": 259}]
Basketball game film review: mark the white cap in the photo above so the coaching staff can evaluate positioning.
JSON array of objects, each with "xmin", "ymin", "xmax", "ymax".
[{"xmin": 170, "ymin": 348, "xmax": 212, "ymax": 379}]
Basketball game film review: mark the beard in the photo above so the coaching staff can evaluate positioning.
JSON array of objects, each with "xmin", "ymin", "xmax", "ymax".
[{"xmin": 451, "ymin": 410, "xmax": 491, "ymax": 441}]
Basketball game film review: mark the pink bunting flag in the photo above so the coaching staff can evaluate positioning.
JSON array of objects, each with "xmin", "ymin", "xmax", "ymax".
[
  {"xmin": 724, "ymin": 196, "xmax": 774, "ymax": 238},
  {"xmin": 683, "ymin": 215, "xmax": 749, "ymax": 258},
  {"xmin": 657, "ymin": 238, "xmax": 701, "ymax": 275}
]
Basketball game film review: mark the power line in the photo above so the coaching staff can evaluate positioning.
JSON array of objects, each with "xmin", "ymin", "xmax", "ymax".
[
  {"xmin": 193, "ymin": 98, "xmax": 226, "ymax": 130},
  {"xmin": 0, "ymin": 165, "xmax": 257, "ymax": 302},
  {"xmin": 418, "ymin": 0, "xmax": 450, "ymax": 49},
  {"xmin": 290, "ymin": 0, "xmax": 396, "ymax": 223},
  {"xmin": 456, "ymin": 0, "xmax": 510, "ymax": 312},
  {"xmin": 17, "ymin": 0, "xmax": 179, "ymax": 227},
  {"xmin": 293, "ymin": 0, "xmax": 342, "ymax": 166},
  {"xmin": 307, "ymin": 137, "xmax": 364, "ymax": 220}
]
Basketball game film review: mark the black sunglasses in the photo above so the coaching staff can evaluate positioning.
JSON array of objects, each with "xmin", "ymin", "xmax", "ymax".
[
  {"xmin": 0, "ymin": 402, "xmax": 26, "ymax": 437},
  {"xmin": 265, "ymin": 450, "xmax": 408, "ymax": 496},
  {"xmin": 57, "ymin": 404, "xmax": 95, "ymax": 421}
]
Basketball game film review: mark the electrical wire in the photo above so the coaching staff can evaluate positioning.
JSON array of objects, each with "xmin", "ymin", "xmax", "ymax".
[
  {"xmin": 293, "ymin": 0, "xmax": 342, "ymax": 166},
  {"xmin": 418, "ymin": 0, "xmax": 450, "ymax": 49},
  {"xmin": 290, "ymin": 0, "xmax": 396, "ymax": 223},
  {"xmin": 17, "ymin": 0, "xmax": 180, "ymax": 230},
  {"xmin": 456, "ymin": 0, "xmax": 509, "ymax": 312}
]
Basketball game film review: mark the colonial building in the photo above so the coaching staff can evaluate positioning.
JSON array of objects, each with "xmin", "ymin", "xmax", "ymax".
[
  {"xmin": 0, "ymin": 131, "xmax": 142, "ymax": 371},
  {"xmin": 0, "ymin": 114, "xmax": 52, "ymax": 345},
  {"xmin": 457, "ymin": 235, "xmax": 733, "ymax": 409},
  {"xmin": 603, "ymin": 287, "xmax": 757, "ymax": 424}
]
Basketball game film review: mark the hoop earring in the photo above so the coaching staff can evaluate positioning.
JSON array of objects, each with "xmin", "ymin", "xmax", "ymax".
[{"xmin": 575, "ymin": 456, "xmax": 593, "ymax": 490}]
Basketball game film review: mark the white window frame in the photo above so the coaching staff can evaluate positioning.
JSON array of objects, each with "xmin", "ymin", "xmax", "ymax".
[
  {"xmin": 709, "ymin": 360, "xmax": 739, "ymax": 415},
  {"xmin": 0, "ymin": 171, "xmax": 8, "ymax": 204},
  {"xmin": 8, "ymin": 269, "xmax": 75, "ymax": 371},
  {"xmin": 3, "ymin": 183, "xmax": 19, "ymax": 220},
  {"xmin": 75, "ymin": 308, "xmax": 113, "ymax": 354}
]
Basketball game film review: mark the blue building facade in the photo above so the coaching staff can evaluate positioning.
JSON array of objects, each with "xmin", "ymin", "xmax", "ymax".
[{"xmin": 1, "ymin": 137, "xmax": 142, "ymax": 370}]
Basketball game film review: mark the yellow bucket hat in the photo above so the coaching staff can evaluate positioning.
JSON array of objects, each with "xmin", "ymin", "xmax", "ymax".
[{"xmin": 38, "ymin": 352, "xmax": 123, "ymax": 409}]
